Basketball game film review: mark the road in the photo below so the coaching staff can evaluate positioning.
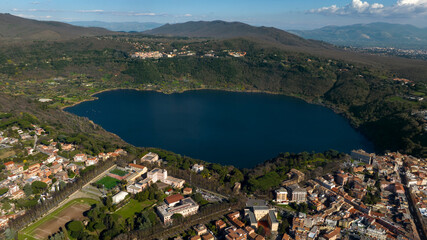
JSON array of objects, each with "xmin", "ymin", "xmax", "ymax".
[
  {"xmin": 400, "ymin": 169, "xmax": 427, "ymax": 240},
  {"xmin": 38, "ymin": 164, "xmax": 116, "ymax": 218}
]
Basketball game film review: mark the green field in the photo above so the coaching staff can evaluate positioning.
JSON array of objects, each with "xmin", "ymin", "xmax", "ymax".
[
  {"xmin": 19, "ymin": 198, "xmax": 98, "ymax": 240},
  {"xmin": 110, "ymin": 168, "xmax": 128, "ymax": 177},
  {"xmin": 96, "ymin": 176, "xmax": 120, "ymax": 189},
  {"xmin": 114, "ymin": 199, "xmax": 154, "ymax": 219}
]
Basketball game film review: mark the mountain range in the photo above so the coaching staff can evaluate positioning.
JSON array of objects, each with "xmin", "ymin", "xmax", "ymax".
[
  {"xmin": 143, "ymin": 20, "xmax": 331, "ymax": 49},
  {"xmin": 289, "ymin": 22, "xmax": 427, "ymax": 49},
  {"xmin": 1, "ymin": 13, "xmax": 427, "ymax": 81},
  {"xmin": 0, "ymin": 13, "xmax": 113, "ymax": 41},
  {"xmin": 70, "ymin": 21, "xmax": 163, "ymax": 32}
]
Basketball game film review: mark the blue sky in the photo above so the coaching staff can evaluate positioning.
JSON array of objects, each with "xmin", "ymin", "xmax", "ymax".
[{"xmin": 1, "ymin": 0, "xmax": 427, "ymax": 29}]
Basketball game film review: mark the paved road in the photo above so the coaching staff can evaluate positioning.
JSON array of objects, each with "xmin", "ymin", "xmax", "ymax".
[{"xmin": 37, "ymin": 164, "xmax": 116, "ymax": 218}]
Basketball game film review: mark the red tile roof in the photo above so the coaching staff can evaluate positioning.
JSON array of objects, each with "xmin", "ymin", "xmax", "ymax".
[
  {"xmin": 165, "ymin": 194, "xmax": 183, "ymax": 205},
  {"xmin": 129, "ymin": 163, "xmax": 146, "ymax": 170}
]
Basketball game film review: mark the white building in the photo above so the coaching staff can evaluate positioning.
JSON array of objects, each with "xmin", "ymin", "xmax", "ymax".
[
  {"xmin": 147, "ymin": 168, "xmax": 167, "ymax": 183},
  {"xmin": 156, "ymin": 194, "xmax": 199, "ymax": 224},
  {"xmin": 73, "ymin": 154, "xmax": 87, "ymax": 162},
  {"xmin": 141, "ymin": 152, "xmax": 160, "ymax": 165},
  {"xmin": 112, "ymin": 191, "xmax": 129, "ymax": 204},
  {"xmin": 192, "ymin": 164, "xmax": 204, "ymax": 173},
  {"xmin": 85, "ymin": 157, "xmax": 99, "ymax": 166}
]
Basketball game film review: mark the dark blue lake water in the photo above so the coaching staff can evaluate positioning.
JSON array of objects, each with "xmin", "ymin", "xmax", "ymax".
[{"xmin": 65, "ymin": 89, "xmax": 373, "ymax": 168}]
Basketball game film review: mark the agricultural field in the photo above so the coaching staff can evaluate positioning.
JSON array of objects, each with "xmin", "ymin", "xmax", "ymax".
[
  {"xmin": 96, "ymin": 176, "xmax": 120, "ymax": 189},
  {"xmin": 19, "ymin": 198, "xmax": 98, "ymax": 240}
]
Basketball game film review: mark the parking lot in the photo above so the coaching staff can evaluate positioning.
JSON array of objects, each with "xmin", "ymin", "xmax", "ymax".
[{"xmin": 196, "ymin": 189, "xmax": 225, "ymax": 202}]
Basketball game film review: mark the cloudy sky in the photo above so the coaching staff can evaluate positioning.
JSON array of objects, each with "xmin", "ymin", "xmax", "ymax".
[{"xmin": 1, "ymin": 0, "xmax": 427, "ymax": 29}]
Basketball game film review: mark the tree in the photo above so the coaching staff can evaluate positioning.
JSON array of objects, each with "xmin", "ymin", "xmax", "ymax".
[
  {"xmin": 4, "ymin": 228, "xmax": 16, "ymax": 240},
  {"xmin": 172, "ymin": 213, "xmax": 184, "ymax": 223},
  {"xmin": 256, "ymin": 226, "xmax": 265, "ymax": 235},
  {"xmin": 278, "ymin": 219, "xmax": 289, "ymax": 234},
  {"xmin": 23, "ymin": 183, "xmax": 32, "ymax": 196},
  {"xmin": 31, "ymin": 181, "xmax": 47, "ymax": 194},
  {"xmin": 0, "ymin": 188, "xmax": 9, "ymax": 196},
  {"xmin": 66, "ymin": 220, "xmax": 84, "ymax": 238}
]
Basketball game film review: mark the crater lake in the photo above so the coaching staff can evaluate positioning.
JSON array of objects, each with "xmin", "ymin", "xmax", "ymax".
[{"xmin": 65, "ymin": 89, "xmax": 373, "ymax": 168}]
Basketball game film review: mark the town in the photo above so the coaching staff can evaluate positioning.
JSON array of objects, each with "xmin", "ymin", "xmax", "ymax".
[{"xmin": 1, "ymin": 109, "xmax": 426, "ymax": 240}]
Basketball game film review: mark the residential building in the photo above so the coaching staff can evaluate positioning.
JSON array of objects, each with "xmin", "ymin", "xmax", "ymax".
[
  {"xmin": 192, "ymin": 164, "xmax": 204, "ymax": 173},
  {"xmin": 73, "ymin": 154, "xmax": 87, "ymax": 162}
]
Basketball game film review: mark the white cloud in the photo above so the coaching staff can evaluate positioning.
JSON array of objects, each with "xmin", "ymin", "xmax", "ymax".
[
  {"xmin": 77, "ymin": 10, "xmax": 104, "ymax": 13},
  {"xmin": 309, "ymin": 0, "xmax": 427, "ymax": 17},
  {"xmin": 184, "ymin": 13, "xmax": 192, "ymax": 17}
]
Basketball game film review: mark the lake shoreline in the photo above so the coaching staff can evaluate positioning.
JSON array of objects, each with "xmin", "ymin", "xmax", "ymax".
[{"xmin": 65, "ymin": 89, "xmax": 374, "ymax": 167}]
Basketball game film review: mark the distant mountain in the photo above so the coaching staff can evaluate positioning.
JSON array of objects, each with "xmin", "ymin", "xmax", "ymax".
[
  {"xmin": 144, "ymin": 20, "xmax": 331, "ymax": 49},
  {"xmin": 71, "ymin": 21, "xmax": 163, "ymax": 32},
  {"xmin": 0, "ymin": 13, "xmax": 113, "ymax": 41},
  {"xmin": 289, "ymin": 22, "xmax": 427, "ymax": 49}
]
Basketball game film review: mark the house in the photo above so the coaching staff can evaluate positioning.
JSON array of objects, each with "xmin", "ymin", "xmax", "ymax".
[
  {"xmin": 201, "ymin": 233, "xmax": 214, "ymax": 240},
  {"xmin": 12, "ymin": 165, "xmax": 24, "ymax": 175},
  {"xmin": 192, "ymin": 164, "xmax": 204, "ymax": 173},
  {"xmin": 10, "ymin": 190, "xmax": 25, "ymax": 200},
  {"xmin": 46, "ymin": 155, "xmax": 56, "ymax": 164},
  {"xmin": 85, "ymin": 157, "xmax": 99, "ymax": 166},
  {"xmin": 73, "ymin": 154, "xmax": 87, "ymax": 162},
  {"xmin": 98, "ymin": 153, "xmax": 108, "ymax": 161},
  {"xmin": 183, "ymin": 188, "xmax": 193, "ymax": 195},
  {"xmin": 335, "ymin": 173, "xmax": 349, "ymax": 185},
  {"xmin": 4, "ymin": 161, "xmax": 15, "ymax": 171},
  {"xmin": 41, "ymin": 177, "xmax": 52, "ymax": 185},
  {"xmin": 225, "ymin": 227, "xmax": 247, "ymax": 240},
  {"xmin": 66, "ymin": 164, "xmax": 78, "ymax": 172},
  {"xmin": 114, "ymin": 149, "xmax": 127, "ymax": 155},
  {"xmin": 61, "ymin": 143, "xmax": 75, "ymax": 151},
  {"xmin": 112, "ymin": 191, "xmax": 129, "ymax": 204},
  {"xmin": 8, "ymin": 185, "xmax": 20, "ymax": 194},
  {"xmin": 323, "ymin": 227, "xmax": 341, "ymax": 240},
  {"xmin": 50, "ymin": 164, "xmax": 63, "ymax": 174},
  {"xmin": 216, "ymin": 219, "xmax": 227, "ymax": 231},
  {"xmin": 193, "ymin": 224, "xmax": 208, "ymax": 235},
  {"xmin": 55, "ymin": 172, "xmax": 68, "ymax": 181}
]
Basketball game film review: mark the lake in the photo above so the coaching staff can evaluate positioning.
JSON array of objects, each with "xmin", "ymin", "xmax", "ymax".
[{"xmin": 65, "ymin": 89, "xmax": 373, "ymax": 168}]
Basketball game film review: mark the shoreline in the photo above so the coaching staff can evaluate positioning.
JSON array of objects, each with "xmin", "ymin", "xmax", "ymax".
[
  {"xmin": 61, "ymin": 86, "xmax": 313, "ymax": 110},
  {"xmin": 61, "ymin": 86, "xmax": 374, "ymax": 151}
]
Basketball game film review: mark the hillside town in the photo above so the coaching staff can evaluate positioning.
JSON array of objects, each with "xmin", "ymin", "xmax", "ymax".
[
  {"xmin": 0, "ymin": 122, "xmax": 127, "ymax": 230},
  {"xmin": 1, "ymin": 111, "xmax": 427, "ymax": 239}
]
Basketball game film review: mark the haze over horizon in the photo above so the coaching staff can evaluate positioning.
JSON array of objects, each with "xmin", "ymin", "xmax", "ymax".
[{"xmin": 1, "ymin": 0, "xmax": 427, "ymax": 30}]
